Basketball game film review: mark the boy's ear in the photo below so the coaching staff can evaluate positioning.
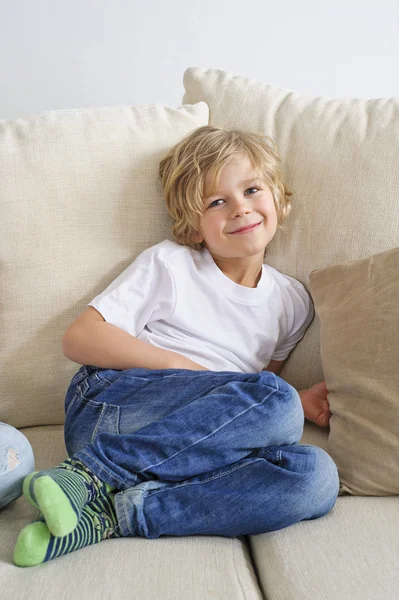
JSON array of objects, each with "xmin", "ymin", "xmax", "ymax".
[{"xmin": 192, "ymin": 231, "xmax": 204, "ymax": 244}]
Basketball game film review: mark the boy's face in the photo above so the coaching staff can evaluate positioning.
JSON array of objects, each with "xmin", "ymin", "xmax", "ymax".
[{"xmin": 193, "ymin": 155, "xmax": 278, "ymax": 260}]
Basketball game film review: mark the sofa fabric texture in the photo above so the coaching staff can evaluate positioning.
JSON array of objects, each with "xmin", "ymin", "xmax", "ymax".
[{"xmin": 0, "ymin": 101, "xmax": 209, "ymax": 429}]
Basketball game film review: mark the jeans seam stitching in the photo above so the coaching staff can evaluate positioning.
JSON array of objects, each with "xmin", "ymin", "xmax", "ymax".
[
  {"xmin": 122, "ymin": 493, "xmax": 134, "ymax": 536},
  {"xmin": 65, "ymin": 382, "xmax": 89, "ymax": 419},
  {"xmin": 64, "ymin": 395, "xmax": 78, "ymax": 420},
  {"xmin": 115, "ymin": 405, "xmax": 121, "ymax": 435},
  {"xmin": 144, "ymin": 457, "xmax": 263, "ymax": 496},
  {"xmin": 90, "ymin": 403, "xmax": 106, "ymax": 443},
  {"xmin": 139, "ymin": 391, "xmax": 276, "ymax": 476},
  {"xmin": 94, "ymin": 373, "xmax": 113, "ymax": 387}
]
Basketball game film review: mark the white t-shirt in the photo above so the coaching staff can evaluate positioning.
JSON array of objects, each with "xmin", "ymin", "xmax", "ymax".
[{"xmin": 88, "ymin": 240, "xmax": 314, "ymax": 373}]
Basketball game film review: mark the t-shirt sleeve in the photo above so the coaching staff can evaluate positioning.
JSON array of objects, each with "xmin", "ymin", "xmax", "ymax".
[
  {"xmin": 87, "ymin": 244, "xmax": 176, "ymax": 337},
  {"xmin": 271, "ymin": 276, "xmax": 315, "ymax": 361}
]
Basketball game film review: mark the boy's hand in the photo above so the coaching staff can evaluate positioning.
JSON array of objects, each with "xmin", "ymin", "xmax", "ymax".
[{"xmin": 298, "ymin": 381, "xmax": 332, "ymax": 428}]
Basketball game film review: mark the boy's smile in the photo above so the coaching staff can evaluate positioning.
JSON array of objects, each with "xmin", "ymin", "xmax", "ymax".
[
  {"xmin": 228, "ymin": 221, "xmax": 263, "ymax": 234},
  {"xmin": 193, "ymin": 154, "xmax": 278, "ymax": 287}
]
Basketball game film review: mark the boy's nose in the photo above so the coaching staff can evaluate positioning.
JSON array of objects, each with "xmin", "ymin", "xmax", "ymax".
[{"xmin": 230, "ymin": 202, "xmax": 251, "ymax": 217}]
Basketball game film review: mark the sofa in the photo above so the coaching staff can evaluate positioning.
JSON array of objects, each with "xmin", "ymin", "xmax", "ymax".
[{"xmin": 1, "ymin": 66, "xmax": 398, "ymax": 600}]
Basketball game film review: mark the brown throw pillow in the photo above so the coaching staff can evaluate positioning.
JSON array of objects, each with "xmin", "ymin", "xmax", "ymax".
[{"xmin": 309, "ymin": 247, "xmax": 399, "ymax": 496}]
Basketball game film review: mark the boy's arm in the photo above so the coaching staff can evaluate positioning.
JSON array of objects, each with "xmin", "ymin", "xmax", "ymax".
[
  {"xmin": 62, "ymin": 306, "xmax": 208, "ymax": 371},
  {"xmin": 262, "ymin": 359, "xmax": 286, "ymax": 375}
]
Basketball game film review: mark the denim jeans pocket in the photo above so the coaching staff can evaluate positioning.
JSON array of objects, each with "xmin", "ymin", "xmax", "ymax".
[{"xmin": 64, "ymin": 391, "xmax": 120, "ymax": 457}]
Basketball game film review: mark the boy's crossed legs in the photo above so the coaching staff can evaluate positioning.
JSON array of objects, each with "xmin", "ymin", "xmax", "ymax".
[{"xmin": 14, "ymin": 366, "xmax": 339, "ymax": 566}]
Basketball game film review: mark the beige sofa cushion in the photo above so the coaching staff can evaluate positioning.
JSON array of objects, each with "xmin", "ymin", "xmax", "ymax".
[
  {"xmin": 183, "ymin": 67, "xmax": 399, "ymax": 392},
  {"xmin": 0, "ymin": 102, "xmax": 209, "ymax": 428},
  {"xmin": 309, "ymin": 247, "xmax": 399, "ymax": 496},
  {"xmin": 0, "ymin": 426, "xmax": 263, "ymax": 599},
  {"xmin": 249, "ymin": 494, "xmax": 399, "ymax": 600}
]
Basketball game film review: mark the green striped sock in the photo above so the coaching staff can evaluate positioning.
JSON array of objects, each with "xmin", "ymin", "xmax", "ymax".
[
  {"xmin": 13, "ymin": 493, "xmax": 121, "ymax": 567},
  {"xmin": 22, "ymin": 458, "xmax": 115, "ymax": 537}
]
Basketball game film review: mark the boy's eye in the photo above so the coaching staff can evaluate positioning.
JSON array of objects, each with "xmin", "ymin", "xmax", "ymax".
[{"xmin": 208, "ymin": 187, "xmax": 259, "ymax": 208}]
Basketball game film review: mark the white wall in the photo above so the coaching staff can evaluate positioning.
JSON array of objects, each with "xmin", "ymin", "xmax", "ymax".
[{"xmin": 1, "ymin": 0, "xmax": 398, "ymax": 120}]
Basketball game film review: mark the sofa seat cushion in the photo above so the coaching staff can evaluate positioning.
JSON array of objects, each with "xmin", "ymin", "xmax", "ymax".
[
  {"xmin": 0, "ymin": 425, "xmax": 263, "ymax": 600},
  {"xmin": 249, "ymin": 494, "xmax": 399, "ymax": 600},
  {"xmin": 246, "ymin": 422, "xmax": 399, "ymax": 599}
]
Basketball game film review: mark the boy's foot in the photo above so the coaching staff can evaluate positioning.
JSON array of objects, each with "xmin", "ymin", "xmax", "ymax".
[
  {"xmin": 13, "ymin": 492, "xmax": 121, "ymax": 567},
  {"xmin": 22, "ymin": 458, "xmax": 115, "ymax": 537}
]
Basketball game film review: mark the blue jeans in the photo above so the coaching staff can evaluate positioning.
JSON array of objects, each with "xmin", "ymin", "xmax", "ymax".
[{"xmin": 64, "ymin": 365, "xmax": 339, "ymax": 538}]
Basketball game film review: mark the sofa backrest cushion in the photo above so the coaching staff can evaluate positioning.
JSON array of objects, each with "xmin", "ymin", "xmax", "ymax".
[
  {"xmin": 1, "ymin": 102, "xmax": 209, "ymax": 428},
  {"xmin": 183, "ymin": 67, "xmax": 399, "ymax": 390}
]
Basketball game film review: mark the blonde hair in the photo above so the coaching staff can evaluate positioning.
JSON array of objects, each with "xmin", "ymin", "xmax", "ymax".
[{"xmin": 158, "ymin": 125, "xmax": 292, "ymax": 252}]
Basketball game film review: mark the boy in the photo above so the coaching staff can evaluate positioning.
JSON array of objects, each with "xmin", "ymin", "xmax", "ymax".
[{"xmin": 13, "ymin": 126, "xmax": 338, "ymax": 567}]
